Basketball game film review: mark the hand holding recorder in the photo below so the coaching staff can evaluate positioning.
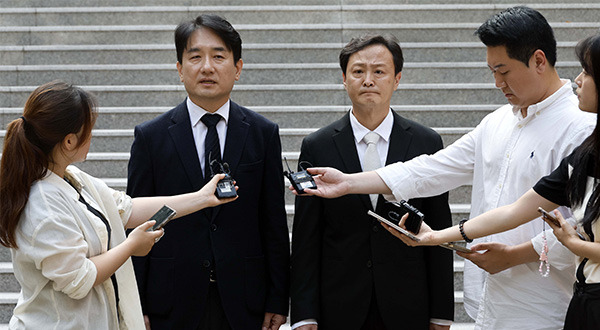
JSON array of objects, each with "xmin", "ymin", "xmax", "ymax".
[{"xmin": 369, "ymin": 200, "xmax": 472, "ymax": 253}]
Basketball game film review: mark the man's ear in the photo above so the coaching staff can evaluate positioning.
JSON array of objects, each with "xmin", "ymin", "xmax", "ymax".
[
  {"xmin": 394, "ymin": 71, "xmax": 402, "ymax": 88},
  {"xmin": 176, "ymin": 61, "xmax": 184, "ymax": 82},
  {"xmin": 532, "ymin": 49, "xmax": 547, "ymax": 73},
  {"xmin": 342, "ymin": 72, "xmax": 347, "ymax": 89},
  {"xmin": 234, "ymin": 58, "xmax": 243, "ymax": 81}
]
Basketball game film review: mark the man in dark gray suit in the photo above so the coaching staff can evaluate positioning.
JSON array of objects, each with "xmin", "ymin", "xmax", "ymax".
[{"xmin": 290, "ymin": 35, "xmax": 454, "ymax": 330}]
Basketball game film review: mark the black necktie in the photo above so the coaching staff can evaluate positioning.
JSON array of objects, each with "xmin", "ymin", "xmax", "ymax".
[{"xmin": 201, "ymin": 113, "xmax": 222, "ymax": 181}]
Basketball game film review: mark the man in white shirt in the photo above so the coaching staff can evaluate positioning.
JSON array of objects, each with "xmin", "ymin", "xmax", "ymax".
[
  {"xmin": 290, "ymin": 35, "xmax": 454, "ymax": 330},
  {"xmin": 298, "ymin": 7, "xmax": 596, "ymax": 330}
]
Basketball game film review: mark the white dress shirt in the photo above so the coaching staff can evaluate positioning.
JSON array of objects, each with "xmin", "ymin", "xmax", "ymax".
[
  {"xmin": 187, "ymin": 97, "xmax": 229, "ymax": 176},
  {"xmin": 292, "ymin": 109, "xmax": 450, "ymax": 329},
  {"xmin": 377, "ymin": 80, "xmax": 596, "ymax": 329},
  {"xmin": 10, "ymin": 166, "xmax": 144, "ymax": 329}
]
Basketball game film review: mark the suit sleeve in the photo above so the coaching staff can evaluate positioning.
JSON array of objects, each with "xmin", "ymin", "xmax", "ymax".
[
  {"xmin": 290, "ymin": 136, "xmax": 324, "ymax": 324},
  {"xmin": 258, "ymin": 124, "xmax": 291, "ymax": 316},
  {"xmin": 126, "ymin": 125, "xmax": 155, "ymax": 314},
  {"xmin": 421, "ymin": 134, "xmax": 455, "ymax": 321}
]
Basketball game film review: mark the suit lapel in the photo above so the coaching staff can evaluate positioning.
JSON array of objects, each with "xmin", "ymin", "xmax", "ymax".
[
  {"xmin": 332, "ymin": 112, "xmax": 372, "ymax": 210},
  {"xmin": 211, "ymin": 101, "xmax": 250, "ymax": 221},
  {"xmin": 223, "ymin": 101, "xmax": 250, "ymax": 177},
  {"xmin": 168, "ymin": 102, "xmax": 204, "ymax": 192},
  {"xmin": 386, "ymin": 110, "xmax": 413, "ymax": 165}
]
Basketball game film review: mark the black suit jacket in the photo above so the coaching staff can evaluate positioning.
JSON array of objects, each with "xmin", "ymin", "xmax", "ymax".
[
  {"xmin": 127, "ymin": 100, "xmax": 290, "ymax": 329},
  {"xmin": 290, "ymin": 111, "xmax": 454, "ymax": 329}
]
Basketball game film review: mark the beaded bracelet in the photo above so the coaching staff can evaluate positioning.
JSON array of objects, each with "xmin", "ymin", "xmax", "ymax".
[{"xmin": 459, "ymin": 218, "xmax": 473, "ymax": 243}]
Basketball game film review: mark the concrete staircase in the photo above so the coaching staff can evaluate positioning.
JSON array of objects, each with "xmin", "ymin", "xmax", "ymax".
[{"xmin": 1, "ymin": 1, "xmax": 597, "ymax": 327}]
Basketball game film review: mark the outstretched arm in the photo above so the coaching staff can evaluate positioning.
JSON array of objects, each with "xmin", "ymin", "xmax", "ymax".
[
  {"xmin": 126, "ymin": 174, "xmax": 237, "ymax": 228},
  {"xmin": 294, "ymin": 167, "xmax": 390, "ymax": 198},
  {"xmin": 385, "ymin": 189, "xmax": 559, "ymax": 246}
]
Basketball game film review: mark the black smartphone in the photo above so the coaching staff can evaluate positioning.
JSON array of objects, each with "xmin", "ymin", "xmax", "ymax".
[
  {"xmin": 383, "ymin": 200, "xmax": 424, "ymax": 234},
  {"xmin": 148, "ymin": 205, "xmax": 177, "ymax": 231},
  {"xmin": 537, "ymin": 207, "xmax": 561, "ymax": 227}
]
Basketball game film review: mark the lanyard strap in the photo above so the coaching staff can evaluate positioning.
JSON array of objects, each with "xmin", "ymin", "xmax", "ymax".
[{"xmin": 64, "ymin": 178, "xmax": 120, "ymax": 318}]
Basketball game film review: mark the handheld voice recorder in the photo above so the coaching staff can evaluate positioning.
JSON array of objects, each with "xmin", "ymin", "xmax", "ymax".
[
  {"xmin": 209, "ymin": 156, "xmax": 237, "ymax": 199},
  {"xmin": 283, "ymin": 157, "xmax": 317, "ymax": 194}
]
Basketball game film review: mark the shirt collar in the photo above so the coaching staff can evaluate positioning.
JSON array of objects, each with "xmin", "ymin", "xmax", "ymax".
[
  {"xmin": 187, "ymin": 98, "xmax": 230, "ymax": 128},
  {"xmin": 349, "ymin": 108, "xmax": 394, "ymax": 144},
  {"xmin": 512, "ymin": 79, "xmax": 573, "ymax": 119},
  {"xmin": 43, "ymin": 167, "xmax": 82, "ymax": 201}
]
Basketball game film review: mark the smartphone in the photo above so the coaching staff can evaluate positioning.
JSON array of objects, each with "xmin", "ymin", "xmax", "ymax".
[
  {"xmin": 383, "ymin": 200, "xmax": 424, "ymax": 234},
  {"xmin": 537, "ymin": 207, "xmax": 561, "ymax": 227},
  {"xmin": 148, "ymin": 205, "xmax": 177, "ymax": 231},
  {"xmin": 368, "ymin": 210, "xmax": 421, "ymax": 242},
  {"xmin": 439, "ymin": 242, "xmax": 473, "ymax": 253}
]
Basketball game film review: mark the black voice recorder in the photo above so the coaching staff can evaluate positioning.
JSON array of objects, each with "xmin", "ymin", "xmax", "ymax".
[
  {"xmin": 208, "ymin": 156, "xmax": 237, "ymax": 199},
  {"xmin": 384, "ymin": 200, "xmax": 424, "ymax": 234},
  {"xmin": 284, "ymin": 157, "xmax": 317, "ymax": 194}
]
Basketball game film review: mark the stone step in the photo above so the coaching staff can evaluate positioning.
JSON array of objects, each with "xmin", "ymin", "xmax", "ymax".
[
  {"xmin": 0, "ymin": 42, "xmax": 581, "ymax": 65},
  {"xmin": 2, "ymin": 4, "xmax": 599, "ymax": 26},
  {"xmin": 1, "ymin": 22, "xmax": 597, "ymax": 45},
  {"xmin": 0, "ymin": 83, "xmax": 510, "ymax": 107},
  {"xmin": 0, "ymin": 126, "xmax": 471, "ymax": 153},
  {"xmin": 0, "ymin": 0, "xmax": 589, "ymax": 6},
  {"xmin": 0, "ymin": 61, "xmax": 584, "ymax": 85},
  {"xmin": 1, "ymin": 104, "xmax": 498, "ymax": 129}
]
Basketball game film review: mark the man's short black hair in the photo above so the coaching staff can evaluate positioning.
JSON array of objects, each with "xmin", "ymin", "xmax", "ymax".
[
  {"xmin": 339, "ymin": 35, "xmax": 404, "ymax": 75},
  {"xmin": 175, "ymin": 14, "xmax": 242, "ymax": 64},
  {"xmin": 475, "ymin": 6, "xmax": 557, "ymax": 67}
]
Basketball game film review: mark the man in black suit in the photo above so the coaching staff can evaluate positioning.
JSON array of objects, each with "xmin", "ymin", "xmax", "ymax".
[
  {"xmin": 127, "ymin": 15, "xmax": 289, "ymax": 330},
  {"xmin": 290, "ymin": 35, "xmax": 454, "ymax": 330}
]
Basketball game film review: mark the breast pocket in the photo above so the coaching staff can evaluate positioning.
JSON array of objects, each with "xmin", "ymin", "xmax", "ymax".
[{"xmin": 236, "ymin": 159, "xmax": 264, "ymax": 173}]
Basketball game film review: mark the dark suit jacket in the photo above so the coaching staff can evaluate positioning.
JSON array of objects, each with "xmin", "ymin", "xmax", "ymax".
[
  {"xmin": 127, "ymin": 100, "xmax": 290, "ymax": 329},
  {"xmin": 290, "ymin": 111, "xmax": 454, "ymax": 329}
]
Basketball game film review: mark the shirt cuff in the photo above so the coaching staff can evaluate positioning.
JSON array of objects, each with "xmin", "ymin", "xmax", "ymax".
[
  {"xmin": 291, "ymin": 319, "xmax": 318, "ymax": 329},
  {"xmin": 430, "ymin": 318, "xmax": 453, "ymax": 326}
]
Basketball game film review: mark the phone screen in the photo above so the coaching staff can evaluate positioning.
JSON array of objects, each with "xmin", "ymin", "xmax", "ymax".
[{"xmin": 149, "ymin": 205, "xmax": 176, "ymax": 231}]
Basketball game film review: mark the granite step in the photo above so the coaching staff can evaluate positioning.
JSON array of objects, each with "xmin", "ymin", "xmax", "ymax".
[
  {"xmin": 0, "ymin": 126, "xmax": 471, "ymax": 153},
  {"xmin": 1, "ymin": 22, "xmax": 597, "ymax": 45},
  {"xmin": 2, "ymin": 4, "xmax": 599, "ymax": 26},
  {"xmin": 0, "ymin": 83, "xmax": 509, "ymax": 107},
  {"xmin": 0, "ymin": 61, "xmax": 583, "ymax": 86},
  {"xmin": 1, "ymin": 104, "xmax": 498, "ymax": 129},
  {"xmin": 0, "ymin": 42, "xmax": 581, "ymax": 66}
]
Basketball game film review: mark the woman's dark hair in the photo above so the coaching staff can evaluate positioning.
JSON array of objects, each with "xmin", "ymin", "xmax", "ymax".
[
  {"xmin": 566, "ymin": 33, "xmax": 600, "ymax": 236},
  {"xmin": 475, "ymin": 6, "xmax": 557, "ymax": 67},
  {"xmin": 0, "ymin": 81, "xmax": 97, "ymax": 248},
  {"xmin": 339, "ymin": 34, "xmax": 404, "ymax": 75},
  {"xmin": 175, "ymin": 14, "xmax": 242, "ymax": 64}
]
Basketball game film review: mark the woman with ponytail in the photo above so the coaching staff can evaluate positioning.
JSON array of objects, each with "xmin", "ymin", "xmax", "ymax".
[
  {"xmin": 386, "ymin": 33, "xmax": 600, "ymax": 329},
  {"xmin": 0, "ymin": 81, "xmax": 236, "ymax": 329}
]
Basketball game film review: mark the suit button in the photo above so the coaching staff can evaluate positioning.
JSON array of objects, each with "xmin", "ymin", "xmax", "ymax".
[
  {"xmin": 203, "ymin": 260, "xmax": 211, "ymax": 268},
  {"xmin": 211, "ymin": 224, "xmax": 218, "ymax": 232},
  {"xmin": 372, "ymin": 225, "xmax": 379, "ymax": 232},
  {"xmin": 366, "ymin": 260, "xmax": 372, "ymax": 268}
]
